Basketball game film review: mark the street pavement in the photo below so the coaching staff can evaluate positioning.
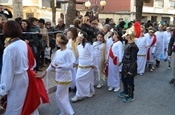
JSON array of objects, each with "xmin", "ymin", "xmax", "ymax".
[
  {"xmin": 0, "ymin": 61, "xmax": 174, "ymax": 115},
  {"xmin": 38, "ymin": 61, "xmax": 175, "ymax": 115}
]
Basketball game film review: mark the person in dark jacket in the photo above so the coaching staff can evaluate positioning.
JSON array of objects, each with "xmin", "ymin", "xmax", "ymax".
[
  {"xmin": 81, "ymin": 16, "xmax": 96, "ymax": 44},
  {"xmin": 168, "ymin": 29, "xmax": 175, "ymax": 85},
  {"xmin": 55, "ymin": 18, "xmax": 65, "ymax": 31},
  {"xmin": 0, "ymin": 14, "xmax": 6, "ymax": 74},
  {"xmin": 118, "ymin": 25, "xmax": 139, "ymax": 103},
  {"xmin": 0, "ymin": 5, "xmax": 12, "ymax": 19},
  {"xmin": 20, "ymin": 19, "xmax": 31, "ymax": 41},
  {"xmin": 28, "ymin": 17, "xmax": 42, "ymax": 71}
]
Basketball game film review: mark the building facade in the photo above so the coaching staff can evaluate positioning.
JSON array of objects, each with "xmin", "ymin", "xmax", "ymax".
[
  {"xmin": 0, "ymin": 0, "xmax": 64, "ymax": 25},
  {"xmin": 97, "ymin": 0, "xmax": 175, "ymax": 24}
]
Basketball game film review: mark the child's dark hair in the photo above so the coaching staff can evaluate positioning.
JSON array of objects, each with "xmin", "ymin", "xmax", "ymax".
[
  {"xmin": 79, "ymin": 31, "xmax": 88, "ymax": 48},
  {"xmin": 96, "ymin": 31, "xmax": 105, "ymax": 42}
]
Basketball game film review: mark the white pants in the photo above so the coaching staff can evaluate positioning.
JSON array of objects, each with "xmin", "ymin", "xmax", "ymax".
[{"xmin": 56, "ymin": 84, "xmax": 74, "ymax": 115}]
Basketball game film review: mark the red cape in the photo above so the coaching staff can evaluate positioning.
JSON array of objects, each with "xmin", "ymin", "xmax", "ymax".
[{"xmin": 21, "ymin": 44, "xmax": 49, "ymax": 115}]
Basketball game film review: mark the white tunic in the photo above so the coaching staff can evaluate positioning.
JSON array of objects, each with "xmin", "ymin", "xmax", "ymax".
[
  {"xmin": 105, "ymin": 36, "xmax": 113, "ymax": 59},
  {"xmin": 108, "ymin": 41, "xmax": 123, "ymax": 88},
  {"xmin": 93, "ymin": 41, "xmax": 105, "ymax": 82},
  {"xmin": 0, "ymin": 40, "xmax": 38, "ymax": 115},
  {"xmin": 47, "ymin": 48, "xmax": 75, "ymax": 115},
  {"xmin": 155, "ymin": 31, "xmax": 165, "ymax": 60},
  {"xmin": 67, "ymin": 39, "xmax": 77, "ymax": 88},
  {"xmin": 93, "ymin": 41, "xmax": 105, "ymax": 67},
  {"xmin": 47, "ymin": 49, "xmax": 75, "ymax": 82},
  {"xmin": 75, "ymin": 43, "xmax": 95, "ymax": 98},
  {"xmin": 135, "ymin": 36, "xmax": 149, "ymax": 74},
  {"xmin": 145, "ymin": 33, "xmax": 156, "ymax": 63}
]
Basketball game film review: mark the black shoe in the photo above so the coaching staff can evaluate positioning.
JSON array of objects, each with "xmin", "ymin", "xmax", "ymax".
[
  {"xmin": 169, "ymin": 79, "xmax": 175, "ymax": 84},
  {"xmin": 156, "ymin": 60, "xmax": 160, "ymax": 67}
]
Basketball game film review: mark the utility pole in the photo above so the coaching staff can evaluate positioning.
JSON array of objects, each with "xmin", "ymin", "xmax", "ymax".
[{"xmin": 12, "ymin": 0, "xmax": 23, "ymax": 18}]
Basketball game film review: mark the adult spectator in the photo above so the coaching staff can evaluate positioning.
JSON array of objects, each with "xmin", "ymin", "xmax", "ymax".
[
  {"xmin": 20, "ymin": 19, "xmax": 31, "ymax": 41},
  {"xmin": 115, "ymin": 21, "xmax": 126, "ymax": 35},
  {"xmin": 55, "ymin": 18, "xmax": 65, "ymax": 31},
  {"xmin": 0, "ymin": 14, "xmax": 6, "ymax": 74},
  {"xmin": 0, "ymin": 5, "xmax": 12, "ymax": 19},
  {"xmin": 38, "ymin": 18, "xmax": 49, "ymax": 67},
  {"xmin": 45, "ymin": 21, "xmax": 56, "ymax": 49},
  {"xmin": 28, "ymin": 17, "xmax": 42, "ymax": 71},
  {"xmin": 81, "ymin": 16, "xmax": 96, "ymax": 44},
  {"xmin": 15, "ymin": 17, "xmax": 22, "ymax": 24}
]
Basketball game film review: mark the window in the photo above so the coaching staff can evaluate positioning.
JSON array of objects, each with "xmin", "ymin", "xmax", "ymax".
[
  {"xmin": 151, "ymin": 16, "xmax": 157, "ymax": 22},
  {"xmin": 143, "ymin": 0, "xmax": 154, "ymax": 7},
  {"xmin": 154, "ymin": 0, "xmax": 164, "ymax": 8},
  {"xmin": 169, "ymin": 1, "xmax": 175, "ymax": 9},
  {"xmin": 26, "ymin": 13, "xmax": 34, "ymax": 19}
]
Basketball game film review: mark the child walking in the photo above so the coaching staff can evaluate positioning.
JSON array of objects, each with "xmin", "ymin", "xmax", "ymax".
[{"xmin": 41, "ymin": 34, "xmax": 75, "ymax": 115}]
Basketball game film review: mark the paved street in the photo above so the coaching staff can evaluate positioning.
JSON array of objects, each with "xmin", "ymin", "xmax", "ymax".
[{"xmin": 38, "ymin": 61, "xmax": 175, "ymax": 115}]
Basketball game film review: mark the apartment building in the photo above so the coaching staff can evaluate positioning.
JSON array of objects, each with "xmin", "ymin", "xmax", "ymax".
[
  {"xmin": 81, "ymin": 0, "xmax": 175, "ymax": 24},
  {"xmin": 0, "ymin": 0, "xmax": 62, "ymax": 24}
]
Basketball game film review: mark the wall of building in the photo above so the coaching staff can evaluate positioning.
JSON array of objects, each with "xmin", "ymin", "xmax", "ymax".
[{"xmin": 99, "ymin": 13, "xmax": 131, "ymax": 24}]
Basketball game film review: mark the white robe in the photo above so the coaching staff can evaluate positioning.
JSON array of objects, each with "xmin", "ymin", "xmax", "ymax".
[
  {"xmin": 93, "ymin": 41, "xmax": 105, "ymax": 83},
  {"xmin": 47, "ymin": 48, "xmax": 75, "ymax": 115},
  {"xmin": 105, "ymin": 36, "xmax": 113, "ymax": 59},
  {"xmin": 145, "ymin": 33, "xmax": 156, "ymax": 63},
  {"xmin": 164, "ymin": 31, "xmax": 171, "ymax": 59},
  {"xmin": 155, "ymin": 31, "xmax": 165, "ymax": 60},
  {"xmin": 135, "ymin": 36, "xmax": 149, "ymax": 74},
  {"xmin": 107, "ymin": 41, "xmax": 123, "ymax": 88},
  {"xmin": 75, "ymin": 43, "xmax": 95, "ymax": 98},
  {"xmin": 0, "ymin": 40, "xmax": 39, "ymax": 115},
  {"xmin": 67, "ymin": 39, "xmax": 77, "ymax": 88}
]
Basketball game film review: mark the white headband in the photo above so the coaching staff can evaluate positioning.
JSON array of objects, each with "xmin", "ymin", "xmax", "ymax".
[{"xmin": 78, "ymin": 32, "xmax": 84, "ymax": 38}]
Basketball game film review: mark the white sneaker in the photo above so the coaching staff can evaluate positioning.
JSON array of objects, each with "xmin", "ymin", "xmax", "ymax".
[
  {"xmin": 108, "ymin": 87, "xmax": 113, "ymax": 91},
  {"xmin": 114, "ymin": 87, "xmax": 120, "ymax": 92},
  {"xmin": 87, "ymin": 93, "xmax": 95, "ymax": 98},
  {"xmin": 71, "ymin": 96, "xmax": 82, "ymax": 102},
  {"xmin": 96, "ymin": 83, "xmax": 103, "ymax": 88},
  {"xmin": 139, "ymin": 73, "xmax": 143, "ymax": 76},
  {"xmin": 149, "ymin": 69, "xmax": 153, "ymax": 72},
  {"xmin": 168, "ymin": 66, "xmax": 172, "ymax": 70}
]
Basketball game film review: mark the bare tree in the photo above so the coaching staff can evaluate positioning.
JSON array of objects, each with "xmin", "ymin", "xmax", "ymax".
[
  {"xmin": 12, "ymin": 0, "xmax": 23, "ymax": 18},
  {"xmin": 66, "ymin": 0, "xmax": 76, "ymax": 28},
  {"xmin": 50, "ymin": 0, "xmax": 56, "ymax": 25},
  {"xmin": 135, "ymin": 0, "xmax": 143, "ymax": 22}
]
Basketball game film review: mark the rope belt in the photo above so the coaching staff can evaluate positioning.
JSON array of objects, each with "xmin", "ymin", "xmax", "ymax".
[
  {"xmin": 55, "ymin": 80, "xmax": 71, "ymax": 85},
  {"xmin": 78, "ymin": 65, "xmax": 92, "ymax": 69},
  {"xmin": 137, "ymin": 54, "xmax": 146, "ymax": 56}
]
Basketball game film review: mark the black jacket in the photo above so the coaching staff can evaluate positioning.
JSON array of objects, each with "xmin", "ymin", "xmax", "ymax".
[
  {"xmin": 122, "ymin": 42, "xmax": 139, "ymax": 76},
  {"xmin": 168, "ymin": 35, "xmax": 175, "ymax": 56}
]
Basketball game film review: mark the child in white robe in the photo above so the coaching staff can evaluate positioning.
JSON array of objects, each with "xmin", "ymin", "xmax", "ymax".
[
  {"xmin": 93, "ymin": 32, "xmax": 106, "ymax": 88},
  {"xmin": 145, "ymin": 28, "xmax": 157, "ymax": 71},
  {"xmin": 107, "ymin": 30, "xmax": 123, "ymax": 92},
  {"xmin": 66, "ymin": 27, "xmax": 78, "ymax": 91},
  {"xmin": 154, "ymin": 24, "xmax": 165, "ymax": 67},
  {"xmin": 135, "ymin": 28, "xmax": 149, "ymax": 75},
  {"xmin": 43, "ymin": 34, "xmax": 75, "ymax": 115},
  {"xmin": 71, "ymin": 31, "xmax": 95, "ymax": 102}
]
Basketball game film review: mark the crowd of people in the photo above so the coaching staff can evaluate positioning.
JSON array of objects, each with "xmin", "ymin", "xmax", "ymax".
[{"xmin": 0, "ymin": 5, "xmax": 175, "ymax": 115}]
